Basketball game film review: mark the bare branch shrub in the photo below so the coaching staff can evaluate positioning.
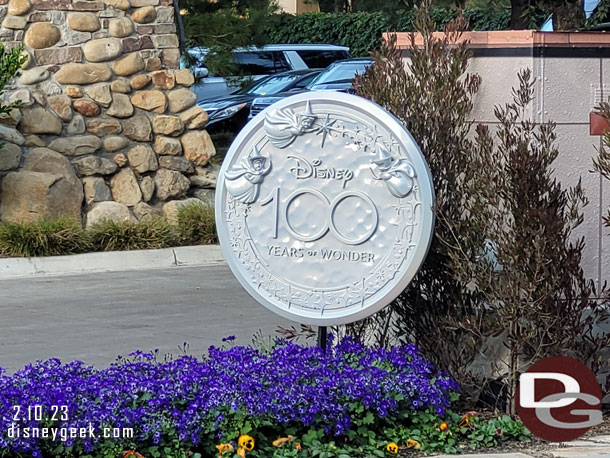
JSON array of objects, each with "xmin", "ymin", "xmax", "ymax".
[
  {"xmin": 446, "ymin": 69, "xmax": 610, "ymax": 413},
  {"xmin": 353, "ymin": 1, "xmax": 488, "ymax": 404},
  {"xmin": 353, "ymin": 1, "xmax": 610, "ymax": 411}
]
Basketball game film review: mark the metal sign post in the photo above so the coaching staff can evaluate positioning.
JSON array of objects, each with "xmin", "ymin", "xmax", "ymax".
[
  {"xmin": 317, "ymin": 326, "xmax": 327, "ymax": 354},
  {"xmin": 216, "ymin": 92, "xmax": 435, "ymax": 349}
]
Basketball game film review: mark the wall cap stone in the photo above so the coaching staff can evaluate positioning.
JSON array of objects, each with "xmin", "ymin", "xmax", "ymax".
[{"xmin": 388, "ymin": 30, "xmax": 610, "ymax": 49}]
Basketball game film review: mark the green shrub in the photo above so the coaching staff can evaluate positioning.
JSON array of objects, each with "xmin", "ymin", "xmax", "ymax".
[
  {"xmin": 176, "ymin": 203, "xmax": 218, "ymax": 245},
  {"xmin": 0, "ymin": 44, "xmax": 26, "ymax": 113},
  {"xmin": 0, "ymin": 206, "xmax": 219, "ymax": 257},
  {"xmin": 264, "ymin": 7, "xmax": 512, "ymax": 57},
  {"xmin": 0, "ymin": 217, "xmax": 91, "ymax": 257},
  {"xmin": 0, "ymin": 43, "xmax": 27, "ymax": 148},
  {"xmin": 89, "ymin": 218, "xmax": 177, "ymax": 252},
  {"xmin": 266, "ymin": 12, "xmax": 389, "ymax": 56}
]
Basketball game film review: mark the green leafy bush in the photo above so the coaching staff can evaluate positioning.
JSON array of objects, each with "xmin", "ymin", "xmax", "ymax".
[
  {"xmin": 265, "ymin": 7, "xmax": 511, "ymax": 57},
  {"xmin": 89, "ymin": 218, "xmax": 177, "ymax": 251},
  {"xmin": 266, "ymin": 12, "xmax": 390, "ymax": 57},
  {"xmin": 0, "ymin": 44, "xmax": 26, "ymax": 113},
  {"xmin": 176, "ymin": 203, "xmax": 218, "ymax": 245},
  {"xmin": 0, "ymin": 217, "xmax": 91, "ymax": 257},
  {"xmin": 0, "ymin": 43, "xmax": 27, "ymax": 147}
]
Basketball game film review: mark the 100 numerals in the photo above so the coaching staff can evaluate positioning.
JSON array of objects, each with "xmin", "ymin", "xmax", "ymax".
[{"xmin": 260, "ymin": 187, "xmax": 378, "ymax": 245}]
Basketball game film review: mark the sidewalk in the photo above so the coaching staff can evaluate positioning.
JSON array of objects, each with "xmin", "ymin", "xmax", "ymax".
[
  {"xmin": 434, "ymin": 436, "xmax": 610, "ymax": 457},
  {"xmin": 0, "ymin": 245, "xmax": 224, "ymax": 278},
  {"xmin": 547, "ymin": 436, "xmax": 610, "ymax": 458}
]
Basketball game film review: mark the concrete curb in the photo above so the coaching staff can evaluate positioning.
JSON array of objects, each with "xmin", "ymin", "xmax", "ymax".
[{"xmin": 0, "ymin": 245, "xmax": 225, "ymax": 279}]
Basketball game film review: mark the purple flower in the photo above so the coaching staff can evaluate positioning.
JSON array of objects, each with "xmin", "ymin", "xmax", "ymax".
[{"xmin": 0, "ymin": 337, "xmax": 457, "ymax": 456}]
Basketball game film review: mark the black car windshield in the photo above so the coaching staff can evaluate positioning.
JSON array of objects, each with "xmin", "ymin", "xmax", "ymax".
[
  {"xmin": 307, "ymin": 61, "xmax": 371, "ymax": 89},
  {"xmin": 242, "ymin": 74, "xmax": 302, "ymax": 96}
]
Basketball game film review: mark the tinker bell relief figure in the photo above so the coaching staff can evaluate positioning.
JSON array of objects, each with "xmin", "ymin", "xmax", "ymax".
[
  {"xmin": 369, "ymin": 143, "xmax": 416, "ymax": 198},
  {"xmin": 225, "ymin": 146, "xmax": 271, "ymax": 204},
  {"xmin": 264, "ymin": 101, "xmax": 317, "ymax": 148}
]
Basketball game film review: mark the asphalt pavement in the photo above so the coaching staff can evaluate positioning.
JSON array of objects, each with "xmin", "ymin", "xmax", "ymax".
[
  {"xmin": 1, "ymin": 261, "xmax": 609, "ymax": 457},
  {"xmin": 0, "ymin": 264, "xmax": 298, "ymax": 374}
]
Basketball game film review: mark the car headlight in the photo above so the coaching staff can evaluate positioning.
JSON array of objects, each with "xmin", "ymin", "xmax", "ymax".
[{"xmin": 211, "ymin": 103, "xmax": 247, "ymax": 121}]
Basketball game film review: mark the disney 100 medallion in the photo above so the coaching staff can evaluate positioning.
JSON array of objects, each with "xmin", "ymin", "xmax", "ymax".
[{"xmin": 216, "ymin": 92, "xmax": 435, "ymax": 325}]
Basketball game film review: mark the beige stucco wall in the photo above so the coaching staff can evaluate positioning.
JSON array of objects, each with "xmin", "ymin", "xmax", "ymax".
[
  {"xmin": 470, "ymin": 52, "xmax": 608, "ymax": 290},
  {"xmin": 276, "ymin": 0, "xmax": 319, "ymax": 14},
  {"xmin": 395, "ymin": 32, "xmax": 610, "ymax": 289}
]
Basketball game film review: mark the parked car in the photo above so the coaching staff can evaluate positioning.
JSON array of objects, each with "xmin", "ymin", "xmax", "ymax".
[
  {"xmin": 184, "ymin": 44, "xmax": 350, "ymax": 102},
  {"xmin": 249, "ymin": 58, "xmax": 373, "ymax": 119},
  {"xmin": 200, "ymin": 69, "xmax": 322, "ymax": 134}
]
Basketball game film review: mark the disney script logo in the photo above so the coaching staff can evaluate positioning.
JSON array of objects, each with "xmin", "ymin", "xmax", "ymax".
[{"xmin": 287, "ymin": 155, "xmax": 353, "ymax": 188}]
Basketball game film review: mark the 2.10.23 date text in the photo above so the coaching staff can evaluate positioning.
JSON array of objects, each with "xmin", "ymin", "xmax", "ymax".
[{"xmin": 12, "ymin": 405, "xmax": 69, "ymax": 422}]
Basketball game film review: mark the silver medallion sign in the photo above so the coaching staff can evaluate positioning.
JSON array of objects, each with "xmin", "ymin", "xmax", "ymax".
[{"xmin": 215, "ymin": 92, "xmax": 434, "ymax": 325}]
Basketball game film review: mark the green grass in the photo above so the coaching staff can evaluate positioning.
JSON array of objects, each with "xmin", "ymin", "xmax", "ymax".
[
  {"xmin": 0, "ymin": 217, "xmax": 92, "ymax": 257},
  {"xmin": 176, "ymin": 203, "xmax": 218, "ymax": 245},
  {"xmin": 88, "ymin": 218, "xmax": 178, "ymax": 252},
  {"xmin": 0, "ymin": 205, "xmax": 218, "ymax": 257}
]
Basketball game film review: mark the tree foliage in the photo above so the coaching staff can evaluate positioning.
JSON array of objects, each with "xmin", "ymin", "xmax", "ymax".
[
  {"xmin": 181, "ymin": 0, "xmax": 278, "ymax": 76},
  {"xmin": 0, "ymin": 43, "xmax": 26, "ymax": 149},
  {"xmin": 265, "ymin": 8, "xmax": 512, "ymax": 57},
  {"xmin": 0, "ymin": 44, "xmax": 26, "ymax": 116},
  {"xmin": 587, "ymin": 0, "xmax": 610, "ymax": 28}
]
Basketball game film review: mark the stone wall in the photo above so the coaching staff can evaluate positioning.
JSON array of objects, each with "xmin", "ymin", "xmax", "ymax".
[{"xmin": 0, "ymin": 0, "xmax": 217, "ymax": 226}]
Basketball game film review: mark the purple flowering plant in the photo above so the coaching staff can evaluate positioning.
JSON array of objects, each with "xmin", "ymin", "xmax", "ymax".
[{"xmin": 0, "ymin": 337, "xmax": 459, "ymax": 457}]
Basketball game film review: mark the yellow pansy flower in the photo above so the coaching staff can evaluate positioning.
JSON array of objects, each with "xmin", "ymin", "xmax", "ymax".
[
  {"xmin": 406, "ymin": 439, "xmax": 421, "ymax": 449},
  {"xmin": 238, "ymin": 434, "xmax": 255, "ymax": 451},
  {"xmin": 215, "ymin": 443, "xmax": 234, "ymax": 453}
]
